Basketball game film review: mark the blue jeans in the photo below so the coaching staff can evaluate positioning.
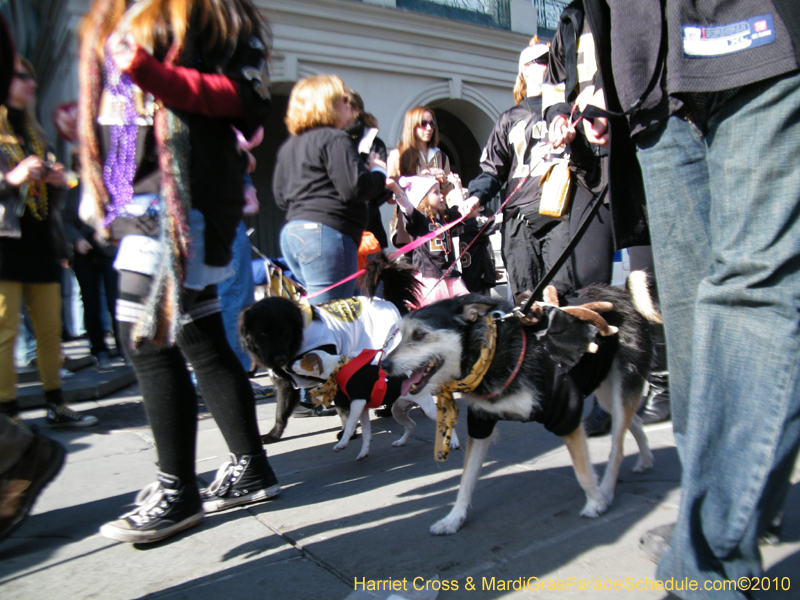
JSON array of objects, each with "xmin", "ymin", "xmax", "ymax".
[
  {"xmin": 279, "ymin": 220, "xmax": 358, "ymax": 305},
  {"xmin": 218, "ymin": 221, "xmax": 255, "ymax": 371},
  {"xmin": 636, "ymin": 71, "xmax": 800, "ymax": 598},
  {"xmin": 72, "ymin": 248, "xmax": 120, "ymax": 356}
]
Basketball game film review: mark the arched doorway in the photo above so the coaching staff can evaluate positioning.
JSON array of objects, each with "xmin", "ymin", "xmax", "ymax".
[{"xmin": 430, "ymin": 106, "xmax": 482, "ymax": 186}]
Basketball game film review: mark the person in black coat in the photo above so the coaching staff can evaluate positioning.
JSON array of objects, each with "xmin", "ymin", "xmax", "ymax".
[{"xmin": 343, "ymin": 90, "xmax": 392, "ymax": 250}]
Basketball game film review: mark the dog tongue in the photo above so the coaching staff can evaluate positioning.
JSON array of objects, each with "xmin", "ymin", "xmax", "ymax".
[{"xmin": 401, "ymin": 370, "xmax": 424, "ymax": 396}]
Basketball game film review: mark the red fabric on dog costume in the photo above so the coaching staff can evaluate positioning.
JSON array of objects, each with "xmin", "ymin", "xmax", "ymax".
[{"xmin": 335, "ymin": 349, "xmax": 389, "ymax": 409}]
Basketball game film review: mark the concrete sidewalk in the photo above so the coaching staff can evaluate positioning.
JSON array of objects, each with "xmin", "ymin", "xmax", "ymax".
[{"xmin": 1, "ymin": 361, "xmax": 798, "ymax": 600}]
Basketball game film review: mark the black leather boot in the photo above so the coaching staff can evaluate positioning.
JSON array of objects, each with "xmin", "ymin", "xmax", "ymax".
[
  {"xmin": 638, "ymin": 371, "xmax": 670, "ymax": 424},
  {"xmin": 582, "ymin": 398, "xmax": 611, "ymax": 437}
]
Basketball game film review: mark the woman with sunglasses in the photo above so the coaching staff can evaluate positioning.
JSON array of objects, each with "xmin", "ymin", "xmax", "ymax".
[
  {"xmin": 0, "ymin": 57, "xmax": 98, "ymax": 429},
  {"xmin": 387, "ymin": 106, "xmax": 456, "ymax": 246}
]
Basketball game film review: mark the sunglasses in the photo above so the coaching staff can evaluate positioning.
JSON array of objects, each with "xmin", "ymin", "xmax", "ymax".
[
  {"xmin": 14, "ymin": 71, "xmax": 35, "ymax": 82},
  {"xmin": 418, "ymin": 119, "xmax": 436, "ymax": 129},
  {"xmin": 524, "ymin": 55, "xmax": 549, "ymax": 68}
]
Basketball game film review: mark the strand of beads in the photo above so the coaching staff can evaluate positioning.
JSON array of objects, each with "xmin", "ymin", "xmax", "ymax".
[{"xmin": 102, "ymin": 49, "xmax": 139, "ymax": 226}]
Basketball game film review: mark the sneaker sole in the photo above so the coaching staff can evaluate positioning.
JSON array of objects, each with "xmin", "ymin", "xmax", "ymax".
[
  {"xmin": 203, "ymin": 484, "xmax": 281, "ymax": 514},
  {"xmin": 99, "ymin": 511, "xmax": 204, "ymax": 544},
  {"xmin": 46, "ymin": 416, "xmax": 100, "ymax": 428}
]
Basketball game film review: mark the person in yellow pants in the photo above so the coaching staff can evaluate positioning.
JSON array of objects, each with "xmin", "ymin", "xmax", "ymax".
[{"xmin": 0, "ymin": 56, "xmax": 97, "ymax": 428}]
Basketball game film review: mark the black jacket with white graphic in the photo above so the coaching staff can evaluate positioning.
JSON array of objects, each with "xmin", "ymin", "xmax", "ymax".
[{"xmin": 467, "ymin": 97, "xmax": 561, "ymax": 232}]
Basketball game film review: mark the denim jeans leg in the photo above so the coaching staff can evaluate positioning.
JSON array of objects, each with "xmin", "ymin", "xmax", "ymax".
[
  {"xmin": 635, "ymin": 116, "xmax": 713, "ymax": 446},
  {"xmin": 652, "ymin": 72, "xmax": 800, "ymax": 598},
  {"xmin": 218, "ymin": 222, "xmax": 255, "ymax": 370},
  {"xmin": 100, "ymin": 252, "xmax": 122, "ymax": 352},
  {"xmin": 280, "ymin": 220, "xmax": 358, "ymax": 305},
  {"xmin": 73, "ymin": 251, "xmax": 108, "ymax": 356}
]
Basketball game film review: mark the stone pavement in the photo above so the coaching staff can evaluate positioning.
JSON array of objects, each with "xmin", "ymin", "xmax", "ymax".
[{"xmin": 1, "ymin": 343, "xmax": 798, "ymax": 600}]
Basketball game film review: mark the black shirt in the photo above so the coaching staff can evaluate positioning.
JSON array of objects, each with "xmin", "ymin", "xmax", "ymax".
[
  {"xmin": 403, "ymin": 207, "xmax": 461, "ymax": 278},
  {"xmin": 273, "ymin": 127, "xmax": 386, "ymax": 245}
]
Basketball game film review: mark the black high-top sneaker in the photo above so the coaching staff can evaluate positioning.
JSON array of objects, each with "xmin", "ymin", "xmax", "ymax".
[
  {"xmin": 99, "ymin": 473, "xmax": 204, "ymax": 544},
  {"xmin": 45, "ymin": 390, "xmax": 99, "ymax": 428},
  {"xmin": 201, "ymin": 451, "xmax": 280, "ymax": 513}
]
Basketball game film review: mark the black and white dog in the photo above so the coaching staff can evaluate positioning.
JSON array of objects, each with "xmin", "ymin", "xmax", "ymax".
[
  {"xmin": 382, "ymin": 272, "xmax": 660, "ymax": 534},
  {"xmin": 239, "ymin": 254, "xmax": 459, "ymax": 459}
]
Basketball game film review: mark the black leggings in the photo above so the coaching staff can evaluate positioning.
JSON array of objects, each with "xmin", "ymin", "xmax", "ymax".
[{"xmin": 118, "ymin": 271, "xmax": 262, "ymax": 483}]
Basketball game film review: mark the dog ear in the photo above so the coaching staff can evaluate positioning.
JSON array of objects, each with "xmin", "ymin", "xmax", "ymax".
[
  {"xmin": 534, "ymin": 305, "xmax": 599, "ymax": 369},
  {"xmin": 294, "ymin": 352, "xmax": 324, "ymax": 377},
  {"xmin": 456, "ymin": 302, "xmax": 494, "ymax": 324}
]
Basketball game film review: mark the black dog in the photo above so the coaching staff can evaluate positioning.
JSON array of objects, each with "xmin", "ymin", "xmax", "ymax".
[
  {"xmin": 239, "ymin": 254, "xmax": 431, "ymax": 450},
  {"xmin": 382, "ymin": 272, "xmax": 661, "ymax": 534}
]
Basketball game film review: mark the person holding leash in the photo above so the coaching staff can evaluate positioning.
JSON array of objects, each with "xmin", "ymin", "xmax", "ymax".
[
  {"xmin": 462, "ymin": 40, "xmax": 572, "ymax": 301},
  {"xmin": 272, "ymin": 75, "xmax": 387, "ymax": 305}
]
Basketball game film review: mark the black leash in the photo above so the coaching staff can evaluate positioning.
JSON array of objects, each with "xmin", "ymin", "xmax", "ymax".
[{"xmin": 516, "ymin": 184, "xmax": 608, "ymax": 317}]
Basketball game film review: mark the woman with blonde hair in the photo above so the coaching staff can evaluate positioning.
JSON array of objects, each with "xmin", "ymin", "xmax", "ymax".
[
  {"xmin": 79, "ymin": 0, "xmax": 279, "ymax": 544},
  {"xmin": 273, "ymin": 74, "xmax": 387, "ymax": 304},
  {"xmin": 0, "ymin": 56, "xmax": 97, "ymax": 428}
]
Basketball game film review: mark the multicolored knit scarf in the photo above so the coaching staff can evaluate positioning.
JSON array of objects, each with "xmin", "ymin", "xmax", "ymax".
[{"xmin": 79, "ymin": 0, "xmax": 192, "ymax": 347}]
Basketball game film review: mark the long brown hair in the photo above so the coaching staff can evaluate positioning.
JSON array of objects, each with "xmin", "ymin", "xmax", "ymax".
[
  {"xmin": 78, "ymin": 0, "xmax": 271, "ymax": 222},
  {"xmin": 395, "ymin": 106, "xmax": 439, "ymax": 176},
  {"xmin": 80, "ymin": 0, "xmax": 271, "ymax": 59},
  {"xmin": 0, "ymin": 56, "xmax": 48, "ymax": 151}
]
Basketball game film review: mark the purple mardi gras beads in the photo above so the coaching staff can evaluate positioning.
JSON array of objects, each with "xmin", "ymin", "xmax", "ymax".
[{"xmin": 102, "ymin": 49, "xmax": 139, "ymax": 226}]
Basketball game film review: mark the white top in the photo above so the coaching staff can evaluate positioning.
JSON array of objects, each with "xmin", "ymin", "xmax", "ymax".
[{"xmin": 289, "ymin": 297, "xmax": 401, "ymax": 388}]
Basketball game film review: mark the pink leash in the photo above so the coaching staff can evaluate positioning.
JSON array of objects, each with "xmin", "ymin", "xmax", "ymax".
[
  {"xmin": 304, "ymin": 213, "xmax": 468, "ymax": 301},
  {"xmin": 306, "ymin": 172, "xmax": 531, "ymax": 302}
]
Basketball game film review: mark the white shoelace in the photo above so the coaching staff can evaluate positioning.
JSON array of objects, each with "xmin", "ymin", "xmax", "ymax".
[
  {"xmin": 121, "ymin": 482, "xmax": 176, "ymax": 526},
  {"xmin": 205, "ymin": 454, "xmax": 243, "ymax": 496}
]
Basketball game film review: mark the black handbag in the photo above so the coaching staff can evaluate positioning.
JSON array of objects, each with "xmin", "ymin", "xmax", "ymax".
[{"xmin": 48, "ymin": 187, "xmax": 72, "ymax": 261}]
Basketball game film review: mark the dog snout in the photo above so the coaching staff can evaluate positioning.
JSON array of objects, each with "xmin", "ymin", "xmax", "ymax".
[{"xmin": 382, "ymin": 358, "xmax": 396, "ymax": 375}]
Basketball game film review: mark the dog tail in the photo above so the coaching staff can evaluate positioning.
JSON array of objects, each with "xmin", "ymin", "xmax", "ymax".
[
  {"xmin": 626, "ymin": 270, "xmax": 663, "ymax": 324},
  {"xmin": 361, "ymin": 252, "xmax": 421, "ymax": 315}
]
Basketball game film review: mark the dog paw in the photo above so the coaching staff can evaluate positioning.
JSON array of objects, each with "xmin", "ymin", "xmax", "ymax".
[
  {"xmin": 580, "ymin": 496, "xmax": 609, "ymax": 518},
  {"xmin": 332, "ymin": 442, "xmax": 346, "ymax": 452},
  {"xmin": 391, "ymin": 439, "xmax": 406, "ymax": 447},
  {"xmin": 633, "ymin": 453, "xmax": 654, "ymax": 473},
  {"xmin": 261, "ymin": 432, "xmax": 281, "ymax": 445},
  {"xmin": 356, "ymin": 450, "xmax": 369, "ymax": 461},
  {"xmin": 430, "ymin": 513, "xmax": 466, "ymax": 535}
]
